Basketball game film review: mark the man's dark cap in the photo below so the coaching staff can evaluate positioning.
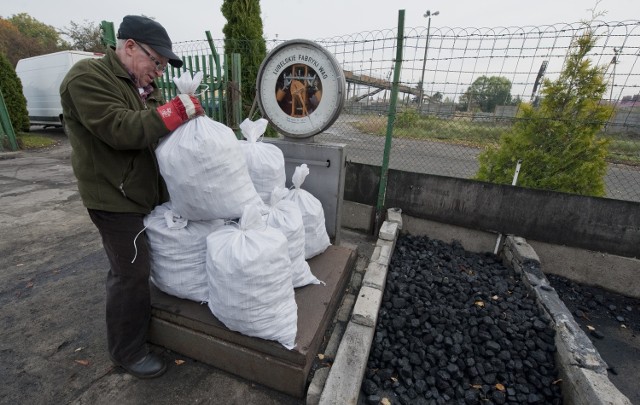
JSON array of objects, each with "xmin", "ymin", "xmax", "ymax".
[{"xmin": 117, "ymin": 15, "xmax": 183, "ymax": 68}]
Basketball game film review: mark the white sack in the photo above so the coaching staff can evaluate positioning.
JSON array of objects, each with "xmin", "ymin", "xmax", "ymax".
[
  {"xmin": 267, "ymin": 187, "xmax": 322, "ymax": 288},
  {"xmin": 206, "ymin": 204, "xmax": 297, "ymax": 349},
  {"xmin": 239, "ymin": 118, "xmax": 286, "ymax": 204},
  {"xmin": 155, "ymin": 71, "xmax": 262, "ymax": 220},
  {"xmin": 285, "ymin": 164, "xmax": 331, "ymax": 259},
  {"xmin": 144, "ymin": 202, "xmax": 223, "ymax": 302}
]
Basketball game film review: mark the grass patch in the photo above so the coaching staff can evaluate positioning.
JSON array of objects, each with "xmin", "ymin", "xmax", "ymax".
[
  {"xmin": 16, "ymin": 132, "xmax": 59, "ymax": 150},
  {"xmin": 606, "ymin": 138, "xmax": 640, "ymax": 165},
  {"xmin": 353, "ymin": 114, "xmax": 508, "ymax": 148},
  {"xmin": 353, "ymin": 116, "xmax": 386, "ymax": 134},
  {"xmin": 352, "ymin": 114, "xmax": 640, "ymax": 165}
]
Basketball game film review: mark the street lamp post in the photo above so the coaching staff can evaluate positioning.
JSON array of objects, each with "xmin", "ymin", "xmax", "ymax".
[
  {"xmin": 368, "ymin": 58, "xmax": 373, "ymax": 107},
  {"xmin": 610, "ymin": 47, "xmax": 620, "ymax": 102},
  {"xmin": 418, "ymin": 10, "xmax": 439, "ymax": 107}
]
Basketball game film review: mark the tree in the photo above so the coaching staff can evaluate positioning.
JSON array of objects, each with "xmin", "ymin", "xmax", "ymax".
[
  {"xmin": 0, "ymin": 14, "xmax": 69, "ymax": 66},
  {"xmin": 0, "ymin": 18, "xmax": 31, "ymax": 66},
  {"xmin": 8, "ymin": 13, "xmax": 69, "ymax": 54},
  {"xmin": 475, "ymin": 30, "xmax": 613, "ymax": 197},
  {"xmin": 459, "ymin": 75, "xmax": 512, "ymax": 113},
  {"xmin": 0, "ymin": 52, "xmax": 30, "ymax": 133},
  {"xmin": 221, "ymin": 0, "xmax": 267, "ymax": 119},
  {"xmin": 60, "ymin": 20, "xmax": 105, "ymax": 52}
]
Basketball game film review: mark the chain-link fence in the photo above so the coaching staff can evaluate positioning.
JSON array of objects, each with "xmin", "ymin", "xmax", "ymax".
[{"xmin": 174, "ymin": 20, "xmax": 640, "ymax": 202}]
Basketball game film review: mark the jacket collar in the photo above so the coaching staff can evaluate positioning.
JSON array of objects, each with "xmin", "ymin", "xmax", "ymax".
[{"xmin": 104, "ymin": 47, "xmax": 132, "ymax": 81}]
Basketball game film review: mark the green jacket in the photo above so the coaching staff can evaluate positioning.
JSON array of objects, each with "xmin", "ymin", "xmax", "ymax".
[{"xmin": 60, "ymin": 48, "xmax": 171, "ymax": 214}]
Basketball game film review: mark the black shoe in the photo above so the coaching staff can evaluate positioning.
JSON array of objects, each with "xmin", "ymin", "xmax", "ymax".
[{"xmin": 112, "ymin": 352, "xmax": 167, "ymax": 379}]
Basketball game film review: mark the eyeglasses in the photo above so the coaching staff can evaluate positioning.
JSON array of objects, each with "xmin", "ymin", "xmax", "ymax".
[{"xmin": 135, "ymin": 41, "xmax": 167, "ymax": 73}]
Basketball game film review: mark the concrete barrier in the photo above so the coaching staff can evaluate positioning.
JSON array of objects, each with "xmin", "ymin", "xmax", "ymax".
[
  {"xmin": 315, "ymin": 210, "xmax": 401, "ymax": 405},
  {"xmin": 502, "ymin": 235, "xmax": 632, "ymax": 405}
]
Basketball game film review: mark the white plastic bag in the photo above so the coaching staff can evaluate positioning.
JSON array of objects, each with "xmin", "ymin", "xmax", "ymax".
[
  {"xmin": 172, "ymin": 71, "xmax": 204, "ymax": 95},
  {"xmin": 285, "ymin": 164, "xmax": 331, "ymax": 259},
  {"xmin": 156, "ymin": 71, "xmax": 263, "ymax": 220},
  {"xmin": 239, "ymin": 118, "xmax": 286, "ymax": 204},
  {"xmin": 206, "ymin": 204, "xmax": 297, "ymax": 349},
  {"xmin": 267, "ymin": 187, "xmax": 322, "ymax": 288},
  {"xmin": 144, "ymin": 202, "xmax": 223, "ymax": 302}
]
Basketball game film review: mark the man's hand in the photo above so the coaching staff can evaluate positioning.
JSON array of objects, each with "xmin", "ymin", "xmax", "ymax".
[{"xmin": 156, "ymin": 95, "xmax": 204, "ymax": 131}]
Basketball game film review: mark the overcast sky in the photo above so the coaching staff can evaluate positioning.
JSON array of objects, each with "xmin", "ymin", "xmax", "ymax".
[{"xmin": 2, "ymin": 0, "xmax": 638, "ymax": 43}]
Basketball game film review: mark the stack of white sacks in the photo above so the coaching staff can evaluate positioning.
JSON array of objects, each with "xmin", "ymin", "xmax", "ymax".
[{"xmin": 144, "ymin": 72, "xmax": 331, "ymax": 350}]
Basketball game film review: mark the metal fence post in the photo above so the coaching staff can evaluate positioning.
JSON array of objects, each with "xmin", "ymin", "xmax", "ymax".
[
  {"xmin": 374, "ymin": 9, "xmax": 405, "ymax": 234},
  {"xmin": 205, "ymin": 31, "xmax": 225, "ymax": 124},
  {"xmin": 0, "ymin": 88, "xmax": 19, "ymax": 152},
  {"xmin": 228, "ymin": 53, "xmax": 243, "ymax": 138},
  {"xmin": 100, "ymin": 21, "xmax": 116, "ymax": 48}
]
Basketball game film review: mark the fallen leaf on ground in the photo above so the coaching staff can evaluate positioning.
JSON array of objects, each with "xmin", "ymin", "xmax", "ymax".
[
  {"xmin": 586, "ymin": 325, "xmax": 596, "ymax": 331},
  {"xmin": 317, "ymin": 353, "xmax": 325, "ymax": 360},
  {"xmin": 474, "ymin": 301, "xmax": 485, "ymax": 307},
  {"xmin": 495, "ymin": 383, "xmax": 505, "ymax": 391},
  {"xmin": 74, "ymin": 359, "xmax": 89, "ymax": 366},
  {"xmin": 174, "ymin": 359, "xmax": 185, "ymax": 365}
]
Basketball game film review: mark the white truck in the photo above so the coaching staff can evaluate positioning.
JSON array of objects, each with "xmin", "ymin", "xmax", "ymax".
[{"xmin": 16, "ymin": 50, "xmax": 104, "ymax": 127}]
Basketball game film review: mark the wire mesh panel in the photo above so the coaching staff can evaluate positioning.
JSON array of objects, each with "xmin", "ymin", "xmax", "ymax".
[
  {"xmin": 169, "ymin": 21, "xmax": 640, "ymax": 202},
  {"xmin": 311, "ymin": 21, "xmax": 640, "ymax": 203}
]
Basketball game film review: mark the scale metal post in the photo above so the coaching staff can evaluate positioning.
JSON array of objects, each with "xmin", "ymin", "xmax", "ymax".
[{"xmin": 256, "ymin": 39, "xmax": 347, "ymax": 242}]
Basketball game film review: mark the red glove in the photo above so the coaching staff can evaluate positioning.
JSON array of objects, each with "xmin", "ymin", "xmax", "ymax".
[{"xmin": 156, "ymin": 95, "xmax": 204, "ymax": 131}]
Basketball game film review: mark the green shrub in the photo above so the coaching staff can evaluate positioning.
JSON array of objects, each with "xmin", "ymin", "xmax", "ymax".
[
  {"xmin": 476, "ymin": 31, "xmax": 612, "ymax": 197},
  {"xmin": 0, "ymin": 52, "xmax": 29, "ymax": 132},
  {"xmin": 395, "ymin": 109, "xmax": 419, "ymax": 128}
]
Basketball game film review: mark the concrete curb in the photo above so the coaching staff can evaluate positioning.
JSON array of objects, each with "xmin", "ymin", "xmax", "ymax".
[
  {"xmin": 502, "ymin": 235, "xmax": 632, "ymax": 405},
  {"xmin": 316, "ymin": 209, "xmax": 401, "ymax": 405},
  {"xmin": 306, "ymin": 249, "xmax": 369, "ymax": 405},
  {"xmin": 0, "ymin": 151, "xmax": 22, "ymax": 160}
]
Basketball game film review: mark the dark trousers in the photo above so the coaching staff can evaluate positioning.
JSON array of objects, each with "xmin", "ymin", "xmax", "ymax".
[{"xmin": 88, "ymin": 209, "xmax": 150, "ymax": 365}]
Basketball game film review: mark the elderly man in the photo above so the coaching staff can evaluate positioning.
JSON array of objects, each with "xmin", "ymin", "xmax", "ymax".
[{"xmin": 60, "ymin": 15, "xmax": 203, "ymax": 378}]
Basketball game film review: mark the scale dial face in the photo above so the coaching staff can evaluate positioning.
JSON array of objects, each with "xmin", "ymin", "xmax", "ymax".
[{"xmin": 256, "ymin": 39, "xmax": 346, "ymax": 139}]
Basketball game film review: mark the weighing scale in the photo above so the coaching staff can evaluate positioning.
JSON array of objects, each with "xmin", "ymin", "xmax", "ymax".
[
  {"xmin": 256, "ymin": 39, "xmax": 347, "ymax": 240},
  {"xmin": 256, "ymin": 39, "xmax": 346, "ymax": 139}
]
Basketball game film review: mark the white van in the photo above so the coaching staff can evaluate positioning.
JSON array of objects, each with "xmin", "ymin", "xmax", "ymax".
[{"xmin": 16, "ymin": 50, "xmax": 104, "ymax": 127}]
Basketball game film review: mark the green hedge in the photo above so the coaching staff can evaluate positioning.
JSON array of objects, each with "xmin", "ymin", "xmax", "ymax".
[{"xmin": 0, "ymin": 52, "xmax": 30, "ymax": 132}]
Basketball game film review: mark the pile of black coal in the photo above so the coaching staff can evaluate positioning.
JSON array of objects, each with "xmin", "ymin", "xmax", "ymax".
[
  {"xmin": 362, "ymin": 234, "xmax": 562, "ymax": 405},
  {"xmin": 547, "ymin": 273, "xmax": 640, "ymax": 339},
  {"xmin": 547, "ymin": 272, "xmax": 640, "ymax": 399}
]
